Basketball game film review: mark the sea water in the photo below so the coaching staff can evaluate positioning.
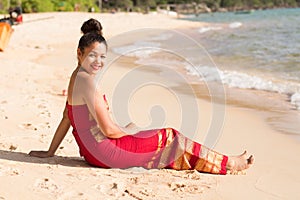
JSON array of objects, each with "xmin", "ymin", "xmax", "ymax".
[
  {"xmin": 110, "ymin": 8, "xmax": 300, "ymax": 137},
  {"xmin": 184, "ymin": 8, "xmax": 300, "ymax": 138},
  {"xmin": 184, "ymin": 8, "xmax": 300, "ymax": 108}
]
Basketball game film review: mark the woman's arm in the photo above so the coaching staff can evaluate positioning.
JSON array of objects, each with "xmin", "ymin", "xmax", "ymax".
[
  {"xmin": 29, "ymin": 106, "xmax": 71, "ymax": 158},
  {"xmin": 92, "ymin": 92, "xmax": 127, "ymax": 138},
  {"xmin": 82, "ymin": 77, "xmax": 127, "ymax": 139},
  {"xmin": 120, "ymin": 122, "xmax": 140, "ymax": 135}
]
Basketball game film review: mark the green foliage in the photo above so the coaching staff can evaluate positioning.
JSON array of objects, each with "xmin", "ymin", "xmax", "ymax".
[
  {"xmin": 0, "ymin": 0, "xmax": 299, "ymax": 13},
  {"xmin": 19, "ymin": 0, "xmax": 99, "ymax": 13},
  {"xmin": 38, "ymin": 0, "xmax": 54, "ymax": 12},
  {"xmin": 155, "ymin": 0, "xmax": 168, "ymax": 4},
  {"xmin": 22, "ymin": 0, "xmax": 39, "ymax": 13},
  {"xmin": 0, "ymin": 0, "xmax": 21, "ymax": 12},
  {"xmin": 21, "ymin": 0, "xmax": 58, "ymax": 12},
  {"xmin": 143, "ymin": 0, "xmax": 157, "ymax": 7},
  {"xmin": 115, "ymin": 0, "xmax": 133, "ymax": 8}
]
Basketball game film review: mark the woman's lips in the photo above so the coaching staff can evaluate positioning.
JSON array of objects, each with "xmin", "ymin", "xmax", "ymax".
[{"xmin": 91, "ymin": 65, "xmax": 100, "ymax": 70}]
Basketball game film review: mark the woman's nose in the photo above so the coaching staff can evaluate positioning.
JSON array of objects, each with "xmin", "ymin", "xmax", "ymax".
[{"xmin": 96, "ymin": 56, "xmax": 102, "ymax": 63}]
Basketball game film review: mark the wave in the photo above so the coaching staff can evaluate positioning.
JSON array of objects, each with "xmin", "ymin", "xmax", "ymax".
[
  {"xmin": 291, "ymin": 93, "xmax": 300, "ymax": 110},
  {"xmin": 150, "ymin": 33, "xmax": 173, "ymax": 41},
  {"xmin": 112, "ymin": 33, "xmax": 173, "ymax": 58},
  {"xmin": 198, "ymin": 26, "xmax": 222, "ymax": 33},
  {"xmin": 112, "ymin": 41, "xmax": 161, "ymax": 58},
  {"xmin": 197, "ymin": 21, "xmax": 242, "ymax": 34},
  {"xmin": 229, "ymin": 22, "xmax": 243, "ymax": 28},
  {"xmin": 185, "ymin": 65, "xmax": 300, "ymax": 110}
]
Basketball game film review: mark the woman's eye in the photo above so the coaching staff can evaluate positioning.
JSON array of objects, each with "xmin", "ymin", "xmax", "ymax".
[
  {"xmin": 101, "ymin": 55, "xmax": 106, "ymax": 59},
  {"xmin": 89, "ymin": 54, "xmax": 96, "ymax": 58}
]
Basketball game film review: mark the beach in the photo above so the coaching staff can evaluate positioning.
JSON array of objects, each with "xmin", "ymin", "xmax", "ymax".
[{"xmin": 0, "ymin": 11, "xmax": 300, "ymax": 199}]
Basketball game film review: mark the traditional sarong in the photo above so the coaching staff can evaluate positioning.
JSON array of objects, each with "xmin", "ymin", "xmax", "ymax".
[{"xmin": 66, "ymin": 101, "xmax": 228, "ymax": 175}]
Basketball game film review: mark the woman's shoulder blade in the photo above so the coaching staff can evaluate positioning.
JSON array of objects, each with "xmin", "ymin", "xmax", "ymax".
[{"xmin": 76, "ymin": 71, "xmax": 95, "ymax": 85}]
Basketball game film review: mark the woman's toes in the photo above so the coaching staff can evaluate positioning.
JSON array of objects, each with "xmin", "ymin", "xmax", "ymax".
[
  {"xmin": 247, "ymin": 155, "xmax": 254, "ymax": 165},
  {"xmin": 241, "ymin": 150, "xmax": 247, "ymax": 157}
]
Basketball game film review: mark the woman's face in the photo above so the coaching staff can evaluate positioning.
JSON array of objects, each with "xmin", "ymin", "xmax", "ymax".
[{"xmin": 78, "ymin": 42, "xmax": 107, "ymax": 75}]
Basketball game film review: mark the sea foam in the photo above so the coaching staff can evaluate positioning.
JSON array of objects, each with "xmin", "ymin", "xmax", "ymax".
[
  {"xmin": 229, "ymin": 22, "xmax": 243, "ymax": 28},
  {"xmin": 112, "ymin": 41, "xmax": 161, "ymax": 58},
  {"xmin": 198, "ymin": 26, "xmax": 222, "ymax": 34},
  {"xmin": 185, "ymin": 64, "xmax": 300, "ymax": 110},
  {"xmin": 291, "ymin": 93, "xmax": 300, "ymax": 110}
]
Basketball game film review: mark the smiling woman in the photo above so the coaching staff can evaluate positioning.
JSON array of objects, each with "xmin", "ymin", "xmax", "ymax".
[
  {"xmin": 29, "ymin": 18, "xmax": 253, "ymax": 175},
  {"xmin": 77, "ymin": 36, "xmax": 107, "ymax": 75}
]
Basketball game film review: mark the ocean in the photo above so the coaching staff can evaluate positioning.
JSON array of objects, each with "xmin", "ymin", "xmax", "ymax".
[
  {"xmin": 109, "ymin": 8, "xmax": 300, "ymax": 138},
  {"xmin": 185, "ymin": 8, "xmax": 300, "ymax": 107}
]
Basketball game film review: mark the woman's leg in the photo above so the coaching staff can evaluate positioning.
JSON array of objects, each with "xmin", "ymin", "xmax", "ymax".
[
  {"xmin": 96, "ymin": 128, "xmax": 253, "ymax": 174},
  {"xmin": 148, "ymin": 128, "xmax": 253, "ymax": 175},
  {"xmin": 95, "ymin": 129, "xmax": 163, "ymax": 169}
]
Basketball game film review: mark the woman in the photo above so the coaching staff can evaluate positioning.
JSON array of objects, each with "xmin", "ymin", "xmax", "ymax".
[{"xmin": 29, "ymin": 19, "xmax": 253, "ymax": 175}]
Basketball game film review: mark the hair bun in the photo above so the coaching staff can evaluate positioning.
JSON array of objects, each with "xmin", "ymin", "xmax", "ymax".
[{"xmin": 81, "ymin": 18, "xmax": 103, "ymax": 35}]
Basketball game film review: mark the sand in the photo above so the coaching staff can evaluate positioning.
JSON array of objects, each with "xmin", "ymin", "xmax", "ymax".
[{"xmin": 0, "ymin": 12, "xmax": 300, "ymax": 199}]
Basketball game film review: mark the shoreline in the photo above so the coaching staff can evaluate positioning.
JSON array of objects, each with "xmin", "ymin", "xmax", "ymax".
[
  {"xmin": 1, "ymin": 12, "xmax": 300, "ymax": 199},
  {"xmin": 109, "ymin": 24, "xmax": 300, "ymax": 143},
  {"xmin": 164, "ymin": 24, "xmax": 300, "ymax": 142}
]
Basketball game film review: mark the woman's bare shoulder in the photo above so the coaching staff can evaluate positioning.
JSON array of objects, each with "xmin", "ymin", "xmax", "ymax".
[{"xmin": 75, "ymin": 71, "xmax": 95, "ymax": 87}]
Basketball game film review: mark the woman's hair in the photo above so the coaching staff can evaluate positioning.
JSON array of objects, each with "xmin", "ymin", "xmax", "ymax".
[
  {"xmin": 78, "ymin": 18, "xmax": 107, "ymax": 53},
  {"xmin": 81, "ymin": 18, "xmax": 103, "ymax": 36},
  {"xmin": 78, "ymin": 32, "xmax": 107, "ymax": 53}
]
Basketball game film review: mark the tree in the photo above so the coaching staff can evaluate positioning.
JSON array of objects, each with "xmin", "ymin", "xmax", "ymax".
[
  {"xmin": 22, "ymin": 0, "xmax": 39, "ymax": 12},
  {"xmin": 115, "ymin": 0, "xmax": 133, "ymax": 8},
  {"xmin": 2, "ymin": 0, "xmax": 299, "ymax": 13},
  {"xmin": 156, "ymin": 0, "xmax": 168, "ymax": 4},
  {"xmin": 220, "ymin": 0, "xmax": 236, "ymax": 7}
]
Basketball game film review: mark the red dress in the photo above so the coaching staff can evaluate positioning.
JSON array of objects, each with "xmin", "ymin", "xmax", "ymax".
[{"xmin": 66, "ymin": 99, "xmax": 228, "ymax": 174}]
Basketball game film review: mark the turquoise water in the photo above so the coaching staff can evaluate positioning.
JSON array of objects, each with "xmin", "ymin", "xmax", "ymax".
[
  {"xmin": 188, "ymin": 8, "xmax": 300, "ymax": 79},
  {"xmin": 182, "ymin": 8, "xmax": 300, "ymax": 109},
  {"xmin": 110, "ymin": 8, "xmax": 300, "ymax": 137},
  {"xmin": 111, "ymin": 8, "xmax": 300, "ymax": 110}
]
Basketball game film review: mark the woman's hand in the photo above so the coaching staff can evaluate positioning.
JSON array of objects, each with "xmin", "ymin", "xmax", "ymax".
[
  {"xmin": 123, "ymin": 122, "xmax": 140, "ymax": 134},
  {"xmin": 28, "ymin": 150, "xmax": 54, "ymax": 158},
  {"xmin": 29, "ymin": 106, "xmax": 71, "ymax": 158},
  {"xmin": 125, "ymin": 122, "xmax": 138, "ymax": 129}
]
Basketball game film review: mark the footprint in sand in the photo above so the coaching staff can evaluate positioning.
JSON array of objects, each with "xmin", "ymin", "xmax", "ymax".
[
  {"xmin": 34, "ymin": 178, "xmax": 61, "ymax": 196},
  {"xmin": 65, "ymin": 173, "xmax": 88, "ymax": 181},
  {"xmin": 124, "ymin": 176, "xmax": 158, "ymax": 199},
  {"xmin": 19, "ymin": 123, "xmax": 38, "ymax": 131},
  {"xmin": 95, "ymin": 182, "xmax": 126, "ymax": 198},
  {"xmin": 182, "ymin": 170, "xmax": 201, "ymax": 180},
  {"xmin": 28, "ymin": 98, "xmax": 51, "ymax": 118},
  {"xmin": 164, "ymin": 170, "xmax": 213, "ymax": 195},
  {"xmin": 37, "ymin": 102, "xmax": 51, "ymax": 118},
  {"xmin": 0, "ymin": 101, "xmax": 7, "ymax": 120},
  {"xmin": 0, "ymin": 164, "xmax": 21, "ymax": 176},
  {"xmin": 19, "ymin": 122, "xmax": 51, "ymax": 131},
  {"xmin": 123, "ymin": 188, "xmax": 157, "ymax": 200},
  {"xmin": 56, "ymin": 191, "xmax": 86, "ymax": 200},
  {"xmin": 168, "ymin": 182, "xmax": 203, "ymax": 194},
  {"xmin": 0, "ymin": 143, "xmax": 18, "ymax": 152}
]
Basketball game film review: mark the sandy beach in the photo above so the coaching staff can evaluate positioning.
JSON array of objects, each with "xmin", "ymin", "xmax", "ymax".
[{"xmin": 1, "ymin": 12, "xmax": 300, "ymax": 199}]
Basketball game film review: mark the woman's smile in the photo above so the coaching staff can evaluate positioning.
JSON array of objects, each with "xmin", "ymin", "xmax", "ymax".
[
  {"xmin": 91, "ymin": 64, "xmax": 101, "ymax": 70},
  {"xmin": 79, "ymin": 42, "xmax": 107, "ymax": 74}
]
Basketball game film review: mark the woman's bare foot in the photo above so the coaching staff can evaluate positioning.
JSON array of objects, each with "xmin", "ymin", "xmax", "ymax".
[{"xmin": 226, "ymin": 151, "xmax": 254, "ymax": 174}]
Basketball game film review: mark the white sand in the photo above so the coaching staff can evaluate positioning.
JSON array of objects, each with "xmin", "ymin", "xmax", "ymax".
[{"xmin": 0, "ymin": 12, "xmax": 299, "ymax": 199}]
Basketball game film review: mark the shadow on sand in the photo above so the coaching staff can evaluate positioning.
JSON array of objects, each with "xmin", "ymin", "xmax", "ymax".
[{"xmin": 0, "ymin": 150, "xmax": 90, "ymax": 168}]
